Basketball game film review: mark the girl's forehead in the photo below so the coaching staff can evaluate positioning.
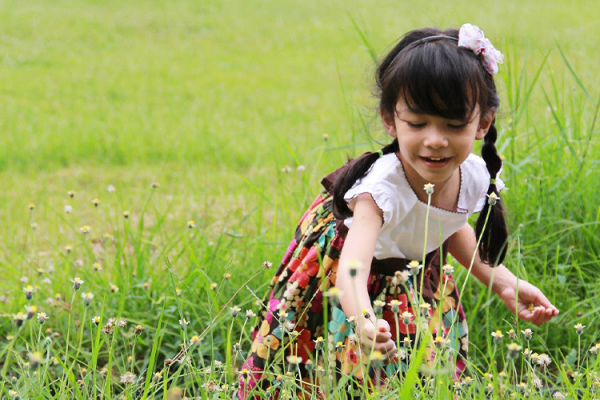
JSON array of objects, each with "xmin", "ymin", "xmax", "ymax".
[{"xmin": 395, "ymin": 98, "xmax": 481, "ymax": 119}]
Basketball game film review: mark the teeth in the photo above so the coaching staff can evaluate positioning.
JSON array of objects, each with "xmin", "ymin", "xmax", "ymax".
[{"xmin": 429, "ymin": 157, "xmax": 444, "ymax": 161}]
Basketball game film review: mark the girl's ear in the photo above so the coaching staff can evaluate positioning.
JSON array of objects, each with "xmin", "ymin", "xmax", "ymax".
[
  {"xmin": 476, "ymin": 110, "xmax": 496, "ymax": 140},
  {"xmin": 381, "ymin": 109, "xmax": 397, "ymax": 137}
]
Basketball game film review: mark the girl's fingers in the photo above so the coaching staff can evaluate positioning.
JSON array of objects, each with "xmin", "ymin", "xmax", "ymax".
[
  {"xmin": 375, "ymin": 331, "xmax": 392, "ymax": 342},
  {"xmin": 374, "ymin": 340, "xmax": 396, "ymax": 354}
]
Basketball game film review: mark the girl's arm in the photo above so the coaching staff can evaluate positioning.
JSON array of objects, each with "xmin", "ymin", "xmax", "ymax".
[
  {"xmin": 336, "ymin": 193, "xmax": 396, "ymax": 357},
  {"xmin": 448, "ymin": 224, "xmax": 559, "ymax": 325}
]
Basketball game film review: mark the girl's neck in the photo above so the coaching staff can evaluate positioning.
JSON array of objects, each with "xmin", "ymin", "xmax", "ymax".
[{"xmin": 395, "ymin": 151, "xmax": 461, "ymax": 211}]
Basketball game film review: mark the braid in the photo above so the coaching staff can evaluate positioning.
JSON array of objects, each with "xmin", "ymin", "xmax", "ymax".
[
  {"xmin": 475, "ymin": 120, "xmax": 508, "ymax": 264},
  {"xmin": 332, "ymin": 139, "xmax": 400, "ymax": 219}
]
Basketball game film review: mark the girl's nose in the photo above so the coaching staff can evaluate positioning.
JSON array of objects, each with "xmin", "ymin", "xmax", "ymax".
[{"xmin": 423, "ymin": 129, "xmax": 448, "ymax": 148}]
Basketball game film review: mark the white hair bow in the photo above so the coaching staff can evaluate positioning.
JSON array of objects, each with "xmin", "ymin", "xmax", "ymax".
[{"xmin": 458, "ymin": 23, "xmax": 503, "ymax": 75}]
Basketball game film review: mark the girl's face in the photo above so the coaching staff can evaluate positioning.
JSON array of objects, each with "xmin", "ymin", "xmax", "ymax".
[{"xmin": 382, "ymin": 98, "xmax": 494, "ymax": 188}]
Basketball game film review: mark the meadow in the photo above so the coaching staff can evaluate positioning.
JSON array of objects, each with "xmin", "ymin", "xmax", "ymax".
[{"xmin": 1, "ymin": 0, "xmax": 600, "ymax": 398}]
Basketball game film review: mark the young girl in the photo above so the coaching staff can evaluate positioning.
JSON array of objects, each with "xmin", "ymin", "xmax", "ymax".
[{"xmin": 237, "ymin": 24, "xmax": 559, "ymax": 398}]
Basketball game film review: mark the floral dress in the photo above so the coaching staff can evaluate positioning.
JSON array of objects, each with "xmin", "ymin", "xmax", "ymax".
[{"xmin": 236, "ymin": 160, "xmax": 472, "ymax": 399}]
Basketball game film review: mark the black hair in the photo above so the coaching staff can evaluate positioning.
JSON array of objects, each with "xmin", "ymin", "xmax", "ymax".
[{"xmin": 332, "ymin": 27, "xmax": 508, "ymax": 265}]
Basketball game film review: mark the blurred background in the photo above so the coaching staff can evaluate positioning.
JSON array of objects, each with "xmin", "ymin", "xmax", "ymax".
[{"xmin": 1, "ymin": 0, "xmax": 599, "ymax": 364}]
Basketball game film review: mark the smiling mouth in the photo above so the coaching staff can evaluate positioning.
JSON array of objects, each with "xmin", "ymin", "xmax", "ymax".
[{"xmin": 420, "ymin": 156, "xmax": 451, "ymax": 163}]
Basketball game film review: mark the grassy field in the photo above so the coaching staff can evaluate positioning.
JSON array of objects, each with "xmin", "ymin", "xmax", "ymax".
[{"xmin": 1, "ymin": 0, "xmax": 600, "ymax": 398}]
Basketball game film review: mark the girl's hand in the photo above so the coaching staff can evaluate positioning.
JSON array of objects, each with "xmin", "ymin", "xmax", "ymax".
[
  {"xmin": 358, "ymin": 319, "xmax": 397, "ymax": 360},
  {"xmin": 496, "ymin": 279, "xmax": 559, "ymax": 326}
]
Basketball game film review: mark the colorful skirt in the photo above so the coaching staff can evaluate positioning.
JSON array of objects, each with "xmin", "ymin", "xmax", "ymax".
[{"xmin": 236, "ymin": 193, "xmax": 468, "ymax": 399}]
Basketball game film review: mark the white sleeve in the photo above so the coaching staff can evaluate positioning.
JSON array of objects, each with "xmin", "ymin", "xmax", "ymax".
[{"xmin": 344, "ymin": 182, "xmax": 393, "ymax": 226}]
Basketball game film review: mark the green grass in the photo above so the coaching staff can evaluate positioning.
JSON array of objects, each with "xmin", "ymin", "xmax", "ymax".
[{"xmin": 1, "ymin": 0, "xmax": 600, "ymax": 398}]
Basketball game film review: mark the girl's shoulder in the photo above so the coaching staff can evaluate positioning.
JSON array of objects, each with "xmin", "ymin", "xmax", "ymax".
[{"xmin": 342, "ymin": 153, "xmax": 414, "ymax": 224}]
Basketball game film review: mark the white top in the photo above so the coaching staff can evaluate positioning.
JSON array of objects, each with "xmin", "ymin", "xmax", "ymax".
[{"xmin": 343, "ymin": 153, "xmax": 504, "ymax": 261}]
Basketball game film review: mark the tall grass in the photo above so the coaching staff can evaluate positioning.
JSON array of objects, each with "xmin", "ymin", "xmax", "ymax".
[{"xmin": 1, "ymin": 0, "xmax": 600, "ymax": 398}]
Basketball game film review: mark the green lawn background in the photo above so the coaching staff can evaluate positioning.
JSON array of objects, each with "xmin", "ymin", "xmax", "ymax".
[{"xmin": 1, "ymin": 0, "xmax": 600, "ymax": 370}]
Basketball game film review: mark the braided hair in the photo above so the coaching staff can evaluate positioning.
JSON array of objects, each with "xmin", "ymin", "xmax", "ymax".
[{"xmin": 332, "ymin": 27, "xmax": 508, "ymax": 265}]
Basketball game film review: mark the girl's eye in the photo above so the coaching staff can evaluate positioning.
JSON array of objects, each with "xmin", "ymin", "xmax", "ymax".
[
  {"xmin": 406, "ymin": 122, "xmax": 426, "ymax": 128},
  {"xmin": 448, "ymin": 123, "xmax": 468, "ymax": 130}
]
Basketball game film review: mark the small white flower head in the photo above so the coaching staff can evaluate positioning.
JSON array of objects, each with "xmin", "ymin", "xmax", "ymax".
[
  {"xmin": 552, "ymin": 391, "xmax": 566, "ymax": 399},
  {"xmin": 574, "ymin": 323, "xmax": 585, "ymax": 335},
  {"xmin": 373, "ymin": 300, "xmax": 385, "ymax": 315},
  {"xmin": 109, "ymin": 283, "xmax": 119, "ymax": 293},
  {"xmin": 400, "ymin": 311, "xmax": 413, "ymax": 325},
  {"xmin": 487, "ymin": 192, "xmax": 500, "ymax": 206},
  {"xmin": 245, "ymin": 309, "xmax": 256, "ymax": 319},
  {"xmin": 424, "ymin": 183, "xmax": 435, "ymax": 195},
  {"xmin": 80, "ymin": 225, "xmax": 90, "ymax": 234},
  {"xmin": 179, "ymin": 318, "xmax": 190, "ymax": 330},
  {"xmin": 408, "ymin": 260, "xmax": 422, "ymax": 276},
  {"xmin": 92, "ymin": 316, "xmax": 101, "ymax": 325},
  {"xmin": 507, "ymin": 329, "xmax": 517, "ymax": 340},
  {"xmin": 388, "ymin": 299, "xmax": 402, "ymax": 313},
  {"xmin": 25, "ymin": 305, "xmax": 37, "ymax": 319},
  {"xmin": 71, "ymin": 277, "xmax": 84, "ymax": 291},
  {"xmin": 119, "ymin": 371, "xmax": 137, "ymax": 385},
  {"xmin": 42, "ymin": 277, "xmax": 52, "ymax": 285},
  {"xmin": 37, "ymin": 312, "xmax": 48, "ymax": 324},
  {"xmin": 281, "ymin": 166, "xmax": 292, "ymax": 173},
  {"xmin": 361, "ymin": 309, "xmax": 371, "ymax": 320},
  {"xmin": 506, "ymin": 342, "xmax": 522, "ymax": 358},
  {"xmin": 491, "ymin": 330, "xmax": 504, "ymax": 343},
  {"xmin": 74, "ymin": 259, "xmax": 84, "ymax": 268},
  {"xmin": 81, "ymin": 292, "xmax": 94, "ymax": 306},
  {"xmin": 92, "ymin": 262, "xmax": 102, "ymax": 272},
  {"xmin": 347, "ymin": 259, "xmax": 364, "ymax": 277},
  {"xmin": 65, "ymin": 244, "xmax": 73, "ymax": 254},
  {"xmin": 323, "ymin": 287, "xmax": 343, "ymax": 306},
  {"xmin": 314, "ymin": 336, "xmax": 325, "ymax": 350},
  {"xmin": 521, "ymin": 328, "xmax": 533, "ymax": 341},
  {"xmin": 393, "ymin": 270, "xmax": 411, "ymax": 285},
  {"xmin": 107, "ymin": 185, "xmax": 116, "ymax": 193},
  {"xmin": 297, "ymin": 165, "xmax": 305, "ymax": 173},
  {"xmin": 347, "ymin": 316, "xmax": 357, "ymax": 329},
  {"xmin": 23, "ymin": 285, "xmax": 35, "ymax": 300},
  {"xmin": 13, "ymin": 312, "xmax": 27, "ymax": 327},
  {"xmin": 434, "ymin": 336, "xmax": 449, "ymax": 348},
  {"xmin": 263, "ymin": 260, "xmax": 273, "ymax": 269},
  {"xmin": 536, "ymin": 353, "xmax": 552, "ymax": 367},
  {"xmin": 369, "ymin": 350, "xmax": 386, "ymax": 366},
  {"xmin": 28, "ymin": 351, "xmax": 43, "ymax": 369},
  {"xmin": 64, "ymin": 205, "xmax": 73, "ymax": 214},
  {"xmin": 229, "ymin": 306, "xmax": 241, "ymax": 317},
  {"xmin": 590, "ymin": 343, "xmax": 600, "ymax": 356},
  {"xmin": 442, "ymin": 264, "xmax": 454, "ymax": 276},
  {"xmin": 187, "ymin": 220, "xmax": 196, "ymax": 229},
  {"xmin": 92, "ymin": 198, "xmax": 100, "ymax": 207}
]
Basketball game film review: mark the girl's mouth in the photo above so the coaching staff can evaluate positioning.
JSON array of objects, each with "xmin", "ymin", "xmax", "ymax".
[{"xmin": 419, "ymin": 156, "xmax": 451, "ymax": 168}]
